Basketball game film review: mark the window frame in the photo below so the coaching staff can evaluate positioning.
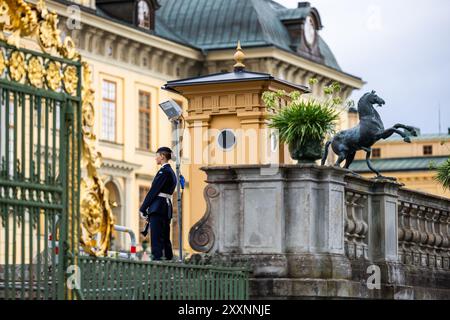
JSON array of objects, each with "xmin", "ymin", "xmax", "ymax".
[
  {"xmin": 372, "ymin": 148, "xmax": 381, "ymax": 158},
  {"xmin": 217, "ymin": 129, "xmax": 236, "ymax": 151},
  {"xmin": 423, "ymin": 145, "xmax": 433, "ymax": 156},
  {"xmin": 101, "ymin": 79, "xmax": 117, "ymax": 143},
  {"xmin": 136, "ymin": 0, "xmax": 153, "ymax": 30},
  {"xmin": 138, "ymin": 90, "xmax": 152, "ymax": 151}
]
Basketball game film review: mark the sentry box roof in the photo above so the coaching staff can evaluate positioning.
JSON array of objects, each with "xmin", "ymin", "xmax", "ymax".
[{"xmin": 162, "ymin": 69, "xmax": 310, "ymax": 95}]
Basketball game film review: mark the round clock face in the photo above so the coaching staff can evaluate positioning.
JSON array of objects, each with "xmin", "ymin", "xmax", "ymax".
[{"xmin": 304, "ymin": 16, "xmax": 316, "ymax": 45}]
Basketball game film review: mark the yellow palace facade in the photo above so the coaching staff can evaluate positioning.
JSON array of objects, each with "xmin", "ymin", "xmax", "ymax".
[{"xmin": 37, "ymin": 0, "xmax": 364, "ymax": 253}]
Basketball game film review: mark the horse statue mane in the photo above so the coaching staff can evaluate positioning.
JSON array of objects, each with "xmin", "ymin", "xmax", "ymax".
[{"xmin": 321, "ymin": 90, "xmax": 418, "ymax": 180}]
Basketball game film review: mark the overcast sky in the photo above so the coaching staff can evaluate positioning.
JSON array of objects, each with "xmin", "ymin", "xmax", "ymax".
[{"xmin": 275, "ymin": 0, "xmax": 450, "ymax": 134}]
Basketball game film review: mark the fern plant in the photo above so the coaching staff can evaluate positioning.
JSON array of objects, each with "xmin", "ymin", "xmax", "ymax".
[
  {"xmin": 262, "ymin": 90, "xmax": 340, "ymax": 148},
  {"xmin": 435, "ymin": 157, "xmax": 450, "ymax": 190}
]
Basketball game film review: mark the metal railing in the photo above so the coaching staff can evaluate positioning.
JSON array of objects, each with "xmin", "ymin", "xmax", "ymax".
[
  {"xmin": 75, "ymin": 256, "xmax": 250, "ymax": 300},
  {"xmin": 107, "ymin": 225, "xmax": 138, "ymax": 260}
]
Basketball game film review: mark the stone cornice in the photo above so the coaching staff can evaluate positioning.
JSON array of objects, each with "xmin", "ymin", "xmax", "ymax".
[{"xmin": 101, "ymin": 158, "xmax": 142, "ymax": 175}]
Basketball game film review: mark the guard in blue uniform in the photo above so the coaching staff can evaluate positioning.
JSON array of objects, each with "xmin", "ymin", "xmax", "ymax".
[{"xmin": 139, "ymin": 147, "xmax": 177, "ymax": 260}]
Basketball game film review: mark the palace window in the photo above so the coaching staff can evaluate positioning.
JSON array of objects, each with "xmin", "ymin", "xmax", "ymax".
[
  {"xmin": 217, "ymin": 129, "xmax": 236, "ymax": 151},
  {"xmin": 138, "ymin": 91, "xmax": 151, "ymax": 150},
  {"xmin": 372, "ymin": 148, "xmax": 381, "ymax": 158},
  {"xmin": 137, "ymin": 0, "xmax": 151, "ymax": 29},
  {"xmin": 423, "ymin": 145, "xmax": 433, "ymax": 155},
  {"xmin": 101, "ymin": 80, "xmax": 116, "ymax": 142}
]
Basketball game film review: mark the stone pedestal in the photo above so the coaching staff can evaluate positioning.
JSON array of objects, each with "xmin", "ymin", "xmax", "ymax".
[
  {"xmin": 370, "ymin": 180, "xmax": 401, "ymax": 263},
  {"xmin": 189, "ymin": 165, "xmax": 352, "ymax": 283}
]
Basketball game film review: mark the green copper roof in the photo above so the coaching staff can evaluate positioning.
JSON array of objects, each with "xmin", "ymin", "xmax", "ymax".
[
  {"xmin": 278, "ymin": 7, "xmax": 310, "ymax": 21},
  {"xmin": 349, "ymin": 156, "xmax": 449, "ymax": 173},
  {"xmin": 318, "ymin": 37, "xmax": 340, "ymax": 71},
  {"xmin": 276, "ymin": 4, "xmax": 323, "ymax": 28},
  {"xmin": 157, "ymin": 0, "xmax": 291, "ymax": 50},
  {"xmin": 156, "ymin": 0, "xmax": 342, "ymax": 70}
]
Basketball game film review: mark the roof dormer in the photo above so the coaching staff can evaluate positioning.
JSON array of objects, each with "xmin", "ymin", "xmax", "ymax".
[
  {"xmin": 96, "ymin": 0, "xmax": 160, "ymax": 31},
  {"xmin": 134, "ymin": 0, "xmax": 160, "ymax": 30},
  {"xmin": 278, "ymin": 2, "xmax": 324, "ymax": 63}
]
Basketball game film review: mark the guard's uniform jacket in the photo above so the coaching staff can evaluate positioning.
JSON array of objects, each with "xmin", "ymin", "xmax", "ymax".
[
  {"xmin": 140, "ymin": 163, "xmax": 177, "ymax": 219},
  {"xmin": 139, "ymin": 163, "xmax": 177, "ymax": 260}
]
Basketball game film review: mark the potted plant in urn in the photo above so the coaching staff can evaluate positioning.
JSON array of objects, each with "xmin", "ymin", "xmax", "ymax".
[{"xmin": 262, "ymin": 87, "xmax": 342, "ymax": 163}]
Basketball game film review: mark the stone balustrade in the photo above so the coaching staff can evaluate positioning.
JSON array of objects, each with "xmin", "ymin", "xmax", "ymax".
[
  {"xmin": 397, "ymin": 189, "xmax": 450, "ymax": 270},
  {"xmin": 190, "ymin": 164, "xmax": 450, "ymax": 299},
  {"xmin": 342, "ymin": 175, "xmax": 450, "ymax": 271},
  {"xmin": 344, "ymin": 190, "xmax": 369, "ymax": 260}
]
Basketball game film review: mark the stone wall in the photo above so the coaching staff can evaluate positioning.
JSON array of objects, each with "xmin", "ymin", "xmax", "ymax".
[{"xmin": 189, "ymin": 164, "xmax": 450, "ymax": 299}]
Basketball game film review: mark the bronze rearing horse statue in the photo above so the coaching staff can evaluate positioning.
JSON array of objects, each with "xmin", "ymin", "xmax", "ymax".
[{"xmin": 321, "ymin": 91, "xmax": 417, "ymax": 179}]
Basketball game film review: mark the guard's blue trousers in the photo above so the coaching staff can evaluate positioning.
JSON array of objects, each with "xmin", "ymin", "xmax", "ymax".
[{"xmin": 149, "ymin": 214, "xmax": 173, "ymax": 260}]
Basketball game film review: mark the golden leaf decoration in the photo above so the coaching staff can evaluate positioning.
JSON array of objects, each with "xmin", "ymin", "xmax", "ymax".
[
  {"xmin": 0, "ymin": 0, "xmax": 75, "ymax": 61},
  {"xmin": 80, "ymin": 183, "xmax": 103, "ymax": 235},
  {"xmin": 80, "ymin": 62, "xmax": 115, "ymax": 256},
  {"xmin": 38, "ymin": 12, "xmax": 61, "ymax": 53},
  {"xmin": 82, "ymin": 101, "xmax": 95, "ymax": 128},
  {"xmin": 9, "ymin": 50, "xmax": 26, "ymax": 82},
  {"xmin": 28, "ymin": 56, "xmax": 44, "ymax": 88},
  {"xmin": 63, "ymin": 65, "xmax": 78, "ymax": 95},
  {"xmin": 80, "ymin": 177, "xmax": 115, "ymax": 256},
  {"xmin": 1, "ymin": 0, "xmax": 39, "ymax": 48},
  {"xmin": 60, "ymin": 36, "xmax": 78, "ymax": 61},
  {"xmin": 0, "ymin": 49, "xmax": 6, "ymax": 75},
  {"xmin": 45, "ymin": 60, "xmax": 61, "ymax": 91}
]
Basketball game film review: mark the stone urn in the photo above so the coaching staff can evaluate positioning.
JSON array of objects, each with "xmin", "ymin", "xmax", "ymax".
[{"xmin": 288, "ymin": 138, "xmax": 323, "ymax": 163}]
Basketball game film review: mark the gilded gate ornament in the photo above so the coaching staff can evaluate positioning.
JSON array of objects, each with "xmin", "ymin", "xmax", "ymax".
[
  {"xmin": 0, "ymin": 0, "xmax": 114, "ymax": 256},
  {"xmin": 0, "ymin": 49, "xmax": 5, "ymax": 74},
  {"xmin": 45, "ymin": 60, "xmax": 61, "ymax": 91},
  {"xmin": 28, "ymin": 56, "xmax": 44, "ymax": 88},
  {"xmin": 0, "ymin": 0, "xmax": 80, "ymax": 59},
  {"xmin": 0, "ymin": 0, "xmax": 39, "ymax": 47},
  {"xmin": 61, "ymin": 37, "xmax": 77, "ymax": 60},
  {"xmin": 63, "ymin": 65, "xmax": 78, "ymax": 95},
  {"xmin": 38, "ymin": 11, "xmax": 61, "ymax": 52},
  {"xmin": 9, "ymin": 50, "xmax": 25, "ymax": 82},
  {"xmin": 80, "ymin": 61, "xmax": 115, "ymax": 256}
]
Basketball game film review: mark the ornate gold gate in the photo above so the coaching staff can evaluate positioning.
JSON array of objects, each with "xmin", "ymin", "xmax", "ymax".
[{"xmin": 0, "ymin": 0, "xmax": 114, "ymax": 299}]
